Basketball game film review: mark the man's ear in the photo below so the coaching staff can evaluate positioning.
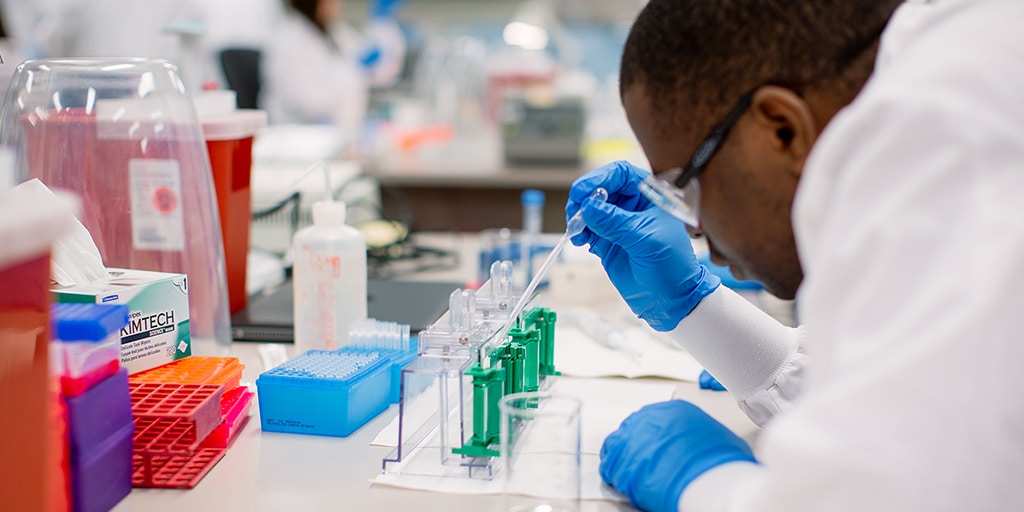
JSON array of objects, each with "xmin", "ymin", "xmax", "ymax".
[{"xmin": 750, "ymin": 86, "xmax": 817, "ymax": 176}]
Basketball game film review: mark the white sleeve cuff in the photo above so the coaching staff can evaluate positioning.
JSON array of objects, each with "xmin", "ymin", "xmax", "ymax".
[
  {"xmin": 667, "ymin": 287, "xmax": 801, "ymax": 405},
  {"xmin": 678, "ymin": 461, "xmax": 765, "ymax": 512}
]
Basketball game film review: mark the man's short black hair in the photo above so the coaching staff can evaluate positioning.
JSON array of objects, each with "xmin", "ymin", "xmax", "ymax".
[{"xmin": 621, "ymin": 0, "xmax": 903, "ymax": 133}]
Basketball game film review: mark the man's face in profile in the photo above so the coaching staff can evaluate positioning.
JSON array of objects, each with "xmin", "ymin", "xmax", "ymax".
[{"xmin": 622, "ymin": 83, "xmax": 806, "ymax": 300}]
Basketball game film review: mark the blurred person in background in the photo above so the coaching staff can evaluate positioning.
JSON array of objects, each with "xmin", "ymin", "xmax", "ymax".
[
  {"xmin": 0, "ymin": 4, "xmax": 21, "ymax": 85},
  {"xmin": 260, "ymin": 0, "xmax": 405, "ymax": 139},
  {"xmin": 197, "ymin": 0, "xmax": 284, "ymax": 91},
  {"xmin": 0, "ymin": 0, "xmax": 64, "ymax": 73},
  {"xmin": 40, "ymin": 0, "xmax": 203, "ymax": 60}
]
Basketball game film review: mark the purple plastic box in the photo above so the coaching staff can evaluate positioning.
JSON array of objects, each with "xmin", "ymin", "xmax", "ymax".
[
  {"xmin": 70, "ymin": 422, "xmax": 134, "ymax": 512},
  {"xmin": 66, "ymin": 368, "xmax": 132, "ymax": 454}
]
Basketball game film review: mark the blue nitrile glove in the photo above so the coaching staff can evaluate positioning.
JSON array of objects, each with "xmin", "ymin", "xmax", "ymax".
[
  {"xmin": 600, "ymin": 400, "xmax": 757, "ymax": 512},
  {"xmin": 698, "ymin": 255, "xmax": 763, "ymax": 291},
  {"xmin": 370, "ymin": 0, "xmax": 404, "ymax": 19},
  {"xmin": 566, "ymin": 161, "xmax": 720, "ymax": 331},
  {"xmin": 699, "ymin": 369, "xmax": 727, "ymax": 391},
  {"xmin": 359, "ymin": 44, "xmax": 383, "ymax": 70}
]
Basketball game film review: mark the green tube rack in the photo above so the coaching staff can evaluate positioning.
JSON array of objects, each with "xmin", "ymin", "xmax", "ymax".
[{"xmin": 452, "ymin": 307, "xmax": 558, "ymax": 458}]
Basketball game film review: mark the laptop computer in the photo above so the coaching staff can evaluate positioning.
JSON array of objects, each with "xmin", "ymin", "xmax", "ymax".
[{"xmin": 230, "ymin": 278, "xmax": 463, "ymax": 342}]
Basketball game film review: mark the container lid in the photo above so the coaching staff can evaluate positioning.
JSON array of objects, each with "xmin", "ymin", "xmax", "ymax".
[
  {"xmin": 312, "ymin": 200, "xmax": 347, "ymax": 227},
  {"xmin": 201, "ymin": 110, "xmax": 268, "ymax": 141},
  {"xmin": 257, "ymin": 350, "xmax": 388, "ymax": 388},
  {"xmin": 521, "ymin": 189, "xmax": 545, "ymax": 205},
  {"xmin": 52, "ymin": 303, "xmax": 130, "ymax": 342},
  {"xmin": 0, "ymin": 185, "xmax": 79, "ymax": 269},
  {"xmin": 192, "ymin": 90, "xmax": 237, "ymax": 117}
]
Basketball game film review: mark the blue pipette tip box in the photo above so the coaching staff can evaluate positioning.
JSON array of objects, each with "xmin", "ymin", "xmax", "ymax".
[
  {"xmin": 346, "ymin": 333, "xmax": 419, "ymax": 403},
  {"xmin": 256, "ymin": 350, "xmax": 392, "ymax": 437}
]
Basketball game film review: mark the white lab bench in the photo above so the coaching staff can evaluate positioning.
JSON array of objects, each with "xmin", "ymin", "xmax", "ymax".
[
  {"xmin": 114, "ymin": 343, "xmax": 757, "ymax": 512},
  {"xmin": 114, "ymin": 232, "xmax": 761, "ymax": 512}
]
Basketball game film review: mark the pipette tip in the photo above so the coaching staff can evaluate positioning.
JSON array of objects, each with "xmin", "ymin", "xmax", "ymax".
[{"xmin": 566, "ymin": 187, "xmax": 608, "ymax": 237}]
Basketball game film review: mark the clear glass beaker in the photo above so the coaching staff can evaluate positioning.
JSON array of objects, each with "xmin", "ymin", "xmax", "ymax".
[
  {"xmin": 499, "ymin": 391, "xmax": 582, "ymax": 512},
  {"xmin": 0, "ymin": 58, "xmax": 231, "ymax": 352}
]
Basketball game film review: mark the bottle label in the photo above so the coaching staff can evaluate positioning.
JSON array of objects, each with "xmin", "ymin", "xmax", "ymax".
[
  {"xmin": 129, "ymin": 159, "xmax": 185, "ymax": 251},
  {"xmin": 293, "ymin": 242, "xmax": 367, "ymax": 352},
  {"xmin": 307, "ymin": 250, "xmax": 341, "ymax": 278},
  {"xmin": 309, "ymin": 251, "xmax": 339, "ymax": 347}
]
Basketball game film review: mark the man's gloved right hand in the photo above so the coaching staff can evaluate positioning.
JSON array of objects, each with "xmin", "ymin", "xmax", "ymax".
[
  {"xmin": 566, "ymin": 161, "xmax": 720, "ymax": 332},
  {"xmin": 600, "ymin": 400, "xmax": 757, "ymax": 512}
]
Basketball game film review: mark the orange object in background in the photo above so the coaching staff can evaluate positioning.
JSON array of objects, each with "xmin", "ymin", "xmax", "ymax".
[
  {"xmin": 389, "ymin": 123, "xmax": 456, "ymax": 152},
  {"xmin": 202, "ymin": 110, "xmax": 267, "ymax": 315},
  {"xmin": 50, "ymin": 378, "xmax": 71, "ymax": 512},
  {"xmin": 0, "ymin": 188, "xmax": 75, "ymax": 511},
  {"xmin": 0, "ymin": 255, "xmax": 57, "ymax": 511},
  {"xmin": 130, "ymin": 356, "xmax": 243, "ymax": 391}
]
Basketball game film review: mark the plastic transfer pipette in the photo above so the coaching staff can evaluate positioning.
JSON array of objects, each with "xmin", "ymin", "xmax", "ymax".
[{"xmin": 502, "ymin": 188, "xmax": 608, "ymax": 332}]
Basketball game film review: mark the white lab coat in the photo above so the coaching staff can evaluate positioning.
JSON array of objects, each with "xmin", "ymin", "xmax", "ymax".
[
  {"xmin": 41, "ymin": 0, "xmax": 203, "ymax": 60},
  {"xmin": 260, "ymin": 13, "xmax": 404, "ymax": 138},
  {"xmin": 195, "ymin": 0, "xmax": 283, "ymax": 89},
  {"xmin": 0, "ymin": 0, "xmax": 36, "ymax": 86},
  {"xmin": 1, "ymin": 0, "xmax": 60, "ymax": 59},
  {"xmin": 260, "ymin": 13, "xmax": 367, "ymax": 138},
  {"xmin": 0, "ymin": 38, "xmax": 24, "ymax": 88},
  {"xmin": 662, "ymin": 0, "xmax": 1024, "ymax": 510}
]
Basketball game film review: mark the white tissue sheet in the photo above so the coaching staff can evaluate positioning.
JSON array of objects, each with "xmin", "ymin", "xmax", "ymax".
[
  {"xmin": 371, "ymin": 454, "xmax": 625, "ymax": 502},
  {"xmin": 13, "ymin": 179, "xmax": 108, "ymax": 285},
  {"xmin": 370, "ymin": 377, "xmax": 675, "ymax": 501},
  {"xmin": 554, "ymin": 320, "xmax": 706, "ymax": 381}
]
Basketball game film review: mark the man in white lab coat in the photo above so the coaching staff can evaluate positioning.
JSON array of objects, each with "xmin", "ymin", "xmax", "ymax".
[{"xmin": 567, "ymin": 0, "xmax": 1024, "ymax": 510}]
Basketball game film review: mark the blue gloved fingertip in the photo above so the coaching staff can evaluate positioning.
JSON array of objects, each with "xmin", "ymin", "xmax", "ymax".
[
  {"xmin": 359, "ymin": 45, "xmax": 383, "ymax": 68},
  {"xmin": 697, "ymin": 255, "xmax": 763, "ymax": 290},
  {"xmin": 579, "ymin": 194, "xmax": 613, "ymax": 219},
  {"xmin": 699, "ymin": 369, "xmax": 727, "ymax": 391},
  {"xmin": 569, "ymin": 231, "xmax": 593, "ymax": 247}
]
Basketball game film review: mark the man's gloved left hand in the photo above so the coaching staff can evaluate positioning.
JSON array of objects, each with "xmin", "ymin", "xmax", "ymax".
[{"xmin": 600, "ymin": 400, "xmax": 757, "ymax": 512}]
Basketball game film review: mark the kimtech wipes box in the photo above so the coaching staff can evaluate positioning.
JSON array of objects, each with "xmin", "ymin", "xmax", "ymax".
[{"xmin": 53, "ymin": 268, "xmax": 191, "ymax": 374}]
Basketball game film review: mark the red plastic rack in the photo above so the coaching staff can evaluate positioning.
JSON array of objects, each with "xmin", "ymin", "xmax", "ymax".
[
  {"xmin": 134, "ymin": 417, "xmax": 198, "ymax": 454},
  {"xmin": 132, "ymin": 449, "xmax": 226, "ymax": 488},
  {"xmin": 132, "ymin": 416, "xmax": 226, "ymax": 488},
  {"xmin": 200, "ymin": 387, "xmax": 253, "ymax": 449},
  {"xmin": 129, "ymin": 383, "xmax": 224, "ymax": 443},
  {"xmin": 61, "ymin": 359, "xmax": 120, "ymax": 397}
]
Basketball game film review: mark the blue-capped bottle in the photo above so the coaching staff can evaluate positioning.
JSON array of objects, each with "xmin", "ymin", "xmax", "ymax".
[{"xmin": 521, "ymin": 189, "xmax": 545, "ymax": 284}]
